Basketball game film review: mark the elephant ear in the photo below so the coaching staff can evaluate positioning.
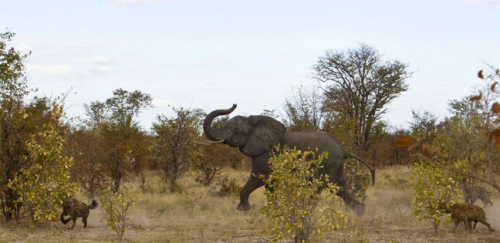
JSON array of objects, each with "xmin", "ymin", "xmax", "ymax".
[{"xmin": 241, "ymin": 116, "xmax": 286, "ymax": 156}]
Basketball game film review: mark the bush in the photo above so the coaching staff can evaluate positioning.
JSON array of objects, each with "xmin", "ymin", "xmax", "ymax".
[
  {"xmin": 215, "ymin": 175, "xmax": 242, "ymax": 197},
  {"xmin": 7, "ymin": 103, "xmax": 77, "ymax": 224},
  {"xmin": 169, "ymin": 181, "xmax": 185, "ymax": 194},
  {"xmin": 194, "ymin": 168, "xmax": 219, "ymax": 187},
  {"xmin": 413, "ymin": 162, "xmax": 461, "ymax": 232},
  {"xmin": 261, "ymin": 146, "xmax": 346, "ymax": 243},
  {"xmin": 100, "ymin": 191, "xmax": 135, "ymax": 241}
]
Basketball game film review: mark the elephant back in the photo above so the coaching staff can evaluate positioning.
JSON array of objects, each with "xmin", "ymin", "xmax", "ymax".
[{"xmin": 282, "ymin": 131, "xmax": 345, "ymax": 161}]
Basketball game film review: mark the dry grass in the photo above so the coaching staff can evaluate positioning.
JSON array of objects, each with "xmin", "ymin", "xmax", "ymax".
[{"xmin": 1, "ymin": 166, "xmax": 499, "ymax": 242}]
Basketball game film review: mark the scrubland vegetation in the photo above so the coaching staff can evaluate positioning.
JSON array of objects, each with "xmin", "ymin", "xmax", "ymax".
[
  {"xmin": 0, "ymin": 166, "xmax": 498, "ymax": 242},
  {"xmin": 2, "ymin": 30, "xmax": 500, "ymax": 242}
]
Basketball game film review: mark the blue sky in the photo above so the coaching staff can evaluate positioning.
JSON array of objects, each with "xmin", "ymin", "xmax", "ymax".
[{"xmin": 1, "ymin": 0, "xmax": 499, "ymax": 129}]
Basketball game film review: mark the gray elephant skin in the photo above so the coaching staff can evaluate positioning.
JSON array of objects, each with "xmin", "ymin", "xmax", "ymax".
[{"xmin": 203, "ymin": 104, "xmax": 375, "ymax": 215}]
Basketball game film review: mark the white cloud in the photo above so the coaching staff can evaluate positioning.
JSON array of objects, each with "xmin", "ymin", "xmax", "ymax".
[
  {"xmin": 19, "ymin": 39, "xmax": 128, "ymax": 81},
  {"xmin": 24, "ymin": 39, "xmax": 128, "ymax": 56},
  {"xmin": 28, "ymin": 64, "xmax": 77, "ymax": 76},
  {"xmin": 21, "ymin": 39, "xmax": 128, "ymax": 65},
  {"xmin": 152, "ymin": 99, "xmax": 172, "ymax": 108},
  {"xmin": 61, "ymin": 40, "xmax": 129, "ymax": 48},
  {"xmin": 461, "ymin": 0, "xmax": 500, "ymax": 9},
  {"xmin": 79, "ymin": 56, "xmax": 120, "ymax": 65},
  {"xmin": 98, "ymin": 0, "xmax": 183, "ymax": 8},
  {"xmin": 88, "ymin": 66, "xmax": 114, "ymax": 75},
  {"xmin": 27, "ymin": 64, "xmax": 116, "ymax": 79},
  {"xmin": 14, "ymin": 44, "xmax": 31, "ymax": 53}
]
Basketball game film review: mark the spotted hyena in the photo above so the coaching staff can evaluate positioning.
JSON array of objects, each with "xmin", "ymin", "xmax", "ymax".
[
  {"xmin": 441, "ymin": 202, "xmax": 494, "ymax": 232},
  {"xmin": 61, "ymin": 196, "xmax": 98, "ymax": 229},
  {"xmin": 464, "ymin": 185, "xmax": 493, "ymax": 207}
]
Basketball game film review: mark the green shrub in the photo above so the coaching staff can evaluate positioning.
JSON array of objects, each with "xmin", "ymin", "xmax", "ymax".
[
  {"xmin": 413, "ymin": 162, "xmax": 461, "ymax": 232},
  {"xmin": 261, "ymin": 146, "xmax": 346, "ymax": 243},
  {"xmin": 7, "ymin": 104, "xmax": 77, "ymax": 224}
]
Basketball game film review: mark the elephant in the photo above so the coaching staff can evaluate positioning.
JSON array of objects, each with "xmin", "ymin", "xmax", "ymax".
[{"xmin": 203, "ymin": 104, "xmax": 375, "ymax": 215}]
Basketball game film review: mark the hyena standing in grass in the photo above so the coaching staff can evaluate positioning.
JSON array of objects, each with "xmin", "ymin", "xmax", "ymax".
[
  {"xmin": 61, "ymin": 196, "xmax": 98, "ymax": 229},
  {"xmin": 463, "ymin": 185, "xmax": 493, "ymax": 207},
  {"xmin": 441, "ymin": 202, "xmax": 495, "ymax": 232}
]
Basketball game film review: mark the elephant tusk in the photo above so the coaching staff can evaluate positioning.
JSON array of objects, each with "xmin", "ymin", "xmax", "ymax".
[
  {"xmin": 194, "ymin": 141, "xmax": 211, "ymax": 146},
  {"xmin": 207, "ymin": 139, "xmax": 225, "ymax": 144}
]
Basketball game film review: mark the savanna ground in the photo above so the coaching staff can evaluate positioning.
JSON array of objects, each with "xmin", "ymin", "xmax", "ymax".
[{"xmin": 1, "ymin": 166, "xmax": 499, "ymax": 243}]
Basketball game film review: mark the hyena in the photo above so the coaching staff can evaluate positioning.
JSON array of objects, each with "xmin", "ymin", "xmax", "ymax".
[
  {"xmin": 61, "ymin": 196, "xmax": 98, "ymax": 229},
  {"xmin": 464, "ymin": 185, "xmax": 493, "ymax": 207},
  {"xmin": 441, "ymin": 202, "xmax": 494, "ymax": 232}
]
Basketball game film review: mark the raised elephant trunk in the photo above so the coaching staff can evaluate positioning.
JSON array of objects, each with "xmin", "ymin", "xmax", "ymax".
[{"xmin": 203, "ymin": 104, "xmax": 237, "ymax": 142}]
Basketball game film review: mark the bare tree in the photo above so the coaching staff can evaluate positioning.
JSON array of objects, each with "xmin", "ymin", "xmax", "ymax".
[
  {"xmin": 313, "ymin": 43, "xmax": 411, "ymax": 153},
  {"xmin": 410, "ymin": 110, "xmax": 439, "ymax": 146},
  {"xmin": 283, "ymin": 85, "xmax": 324, "ymax": 131}
]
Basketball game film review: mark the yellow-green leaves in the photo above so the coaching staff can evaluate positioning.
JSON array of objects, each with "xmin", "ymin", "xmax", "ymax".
[
  {"xmin": 261, "ymin": 146, "xmax": 345, "ymax": 243},
  {"xmin": 413, "ymin": 162, "xmax": 461, "ymax": 232},
  {"xmin": 7, "ymin": 102, "xmax": 76, "ymax": 224},
  {"xmin": 100, "ymin": 191, "xmax": 134, "ymax": 241}
]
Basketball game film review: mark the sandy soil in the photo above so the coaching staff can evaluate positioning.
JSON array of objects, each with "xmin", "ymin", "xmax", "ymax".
[{"xmin": 1, "ymin": 217, "xmax": 499, "ymax": 243}]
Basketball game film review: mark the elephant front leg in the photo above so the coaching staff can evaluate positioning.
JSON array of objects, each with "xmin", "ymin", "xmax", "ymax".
[{"xmin": 237, "ymin": 175, "xmax": 265, "ymax": 211}]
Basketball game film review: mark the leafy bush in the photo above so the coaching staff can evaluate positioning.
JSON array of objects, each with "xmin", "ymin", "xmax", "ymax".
[
  {"xmin": 193, "ymin": 144, "xmax": 248, "ymax": 186},
  {"xmin": 194, "ymin": 166, "xmax": 219, "ymax": 187},
  {"xmin": 7, "ymin": 103, "xmax": 77, "ymax": 224},
  {"xmin": 261, "ymin": 146, "xmax": 346, "ymax": 243},
  {"xmin": 413, "ymin": 161, "xmax": 461, "ymax": 232}
]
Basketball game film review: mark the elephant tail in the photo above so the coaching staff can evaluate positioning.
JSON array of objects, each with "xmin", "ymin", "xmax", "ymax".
[{"xmin": 343, "ymin": 152, "xmax": 376, "ymax": 185}]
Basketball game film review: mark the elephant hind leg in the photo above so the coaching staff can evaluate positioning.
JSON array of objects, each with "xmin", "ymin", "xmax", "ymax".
[
  {"xmin": 237, "ymin": 175, "xmax": 265, "ymax": 211},
  {"xmin": 336, "ymin": 175, "xmax": 365, "ymax": 216}
]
